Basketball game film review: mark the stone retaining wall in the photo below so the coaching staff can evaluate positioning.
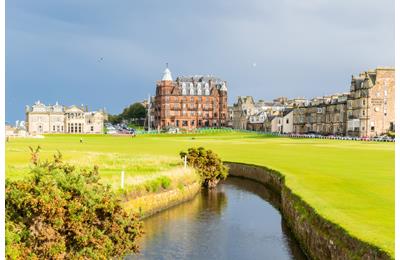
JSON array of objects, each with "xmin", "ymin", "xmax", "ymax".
[
  {"xmin": 226, "ymin": 162, "xmax": 391, "ymax": 260},
  {"xmin": 123, "ymin": 182, "xmax": 201, "ymax": 219}
]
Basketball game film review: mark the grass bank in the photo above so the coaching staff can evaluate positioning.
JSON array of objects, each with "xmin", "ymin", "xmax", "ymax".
[{"xmin": 5, "ymin": 132, "xmax": 394, "ymax": 256}]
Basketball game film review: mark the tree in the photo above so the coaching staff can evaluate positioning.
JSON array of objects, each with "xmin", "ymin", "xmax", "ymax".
[
  {"xmin": 121, "ymin": 103, "xmax": 146, "ymax": 121},
  {"xmin": 107, "ymin": 114, "xmax": 123, "ymax": 124},
  {"xmin": 6, "ymin": 148, "xmax": 143, "ymax": 259},
  {"xmin": 180, "ymin": 147, "xmax": 228, "ymax": 188}
]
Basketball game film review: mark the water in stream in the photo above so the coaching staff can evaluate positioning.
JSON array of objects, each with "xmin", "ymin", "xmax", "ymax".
[{"xmin": 129, "ymin": 177, "xmax": 307, "ymax": 260}]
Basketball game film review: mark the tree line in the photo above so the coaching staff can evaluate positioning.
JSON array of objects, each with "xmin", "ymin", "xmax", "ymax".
[{"xmin": 107, "ymin": 102, "xmax": 147, "ymax": 124}]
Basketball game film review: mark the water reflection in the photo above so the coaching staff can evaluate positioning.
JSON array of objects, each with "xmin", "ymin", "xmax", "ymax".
[{"xmin": 129, "ymin": 177, "xmax": 307, "ymax": 260}]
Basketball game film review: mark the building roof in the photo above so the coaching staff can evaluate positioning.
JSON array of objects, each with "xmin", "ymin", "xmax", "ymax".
[
  {"xmin": 282, "ymin": 109, "xmax": 293, "ymax": 117},
  {"xmin": 162, "ymin": 68, "xmax": 173, "ymax": 81}
]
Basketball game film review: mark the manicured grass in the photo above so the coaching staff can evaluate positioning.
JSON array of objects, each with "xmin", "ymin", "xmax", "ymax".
[{"xmin": 5, "ymin": 132, "xmax": 394, "ymax": 256}]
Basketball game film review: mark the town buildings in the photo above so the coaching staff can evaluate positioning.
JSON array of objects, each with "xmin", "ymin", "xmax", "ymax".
[
  {"xmin": 293, "ymin": 67, "xmax": 395, "ymax": 137},
  {"xmin": 25, "ymin": 101, "xmax": 106, "ymax": 134},
  {"xmin": 293, "ymin": 94, "xmax": 348, "ymax": 135},
  {"xmin": 232, "ymin": 67, "xmax": 394, "ymax": 137},
  {"xmin": 154, "ymin": 67, "xmax": 228, "ymax": 130}
]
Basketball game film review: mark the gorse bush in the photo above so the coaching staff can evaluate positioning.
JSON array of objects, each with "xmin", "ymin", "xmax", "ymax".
[
  {"xmin": 180, "ymin": 147, "xmax": 228, "ymax": 188},
  {"xmin": 5, "ymin": 147, "xmax": 143, "ymax": 259}
]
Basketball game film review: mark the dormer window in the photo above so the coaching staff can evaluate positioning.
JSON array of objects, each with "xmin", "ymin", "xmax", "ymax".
[
  {"xmin": 189, "ymin": 83, "xmax": 194, "ymax": 95},
  {"xmin": 204, "ymin": 83, "xmax": 210, "ymax": 95},
  {"xmin": 182, "ymin": 83, "xmax": 187, "ymax": 95}
]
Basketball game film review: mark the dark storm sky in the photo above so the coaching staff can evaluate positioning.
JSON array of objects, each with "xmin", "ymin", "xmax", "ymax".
[{"xmin": 6, "ymin": 0, "xmax": 394, "ymax": 122}]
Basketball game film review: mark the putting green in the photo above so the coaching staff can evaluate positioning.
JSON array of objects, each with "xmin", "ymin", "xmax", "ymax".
[{"xmin": 5, "ymin": 132, "xmax": 394, "ymax": 256}]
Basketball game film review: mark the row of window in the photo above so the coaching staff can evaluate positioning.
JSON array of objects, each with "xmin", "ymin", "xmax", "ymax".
[
  {"xmin": 52, "ymin": 125, "xmax": 64, "ymax": 132},
  {"xmin": 166, "ymin": 103, "xmax": 216, "ymax": 109},
  {"xmin": 165, "ymin": 96, "xmax": 214, "ymax": 102},
  {"xmin": 165, "ymin": 111, "xmax": 222, "ymax": 117},
  {"xmin": 67, "ymin": 123, "xmax": 94, "ymax": 133},
  {"xmin": 169, "ymin": 120, "xmax": 219, "ymax": 127}
]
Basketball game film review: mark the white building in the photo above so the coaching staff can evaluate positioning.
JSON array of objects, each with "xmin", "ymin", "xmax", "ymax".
[{"xmin": 26, "ymin": 101, "xmax": 106, "ymax": 134}]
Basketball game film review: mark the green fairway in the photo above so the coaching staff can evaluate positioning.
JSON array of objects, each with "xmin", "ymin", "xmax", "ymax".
[{"xmin": 5, "ymin": 132, "xmax": 394, "ymax": 256}]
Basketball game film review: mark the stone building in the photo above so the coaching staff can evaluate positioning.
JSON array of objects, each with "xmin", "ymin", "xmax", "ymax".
[
  {"xmin": 248, "ymin": 111, "xmax": 268, "ymax": 131},
  {"xmin": 264, "ymin": 109, "xmax": 293, "ymax": 133},
  {"xmin": 346, "ymin": 67, "xmax": 395, "ymax": 137},
  {"xmin": 227, "ymin": 106, "xmax": 234, "ymax": 128},
  {"xmin": 293, "ymin": 67, "xmax": 395, "ymax": 137},
  {"xmin": 26, "ymin": 101, "xmax": 106, "ymax": 134},
  {"xmin": 154, "ymin": 67, "xmax": 228, "ymax": 130},
  {"xmin": 232, "ymin": 96, "xmax": 255, "ymax": 130},
  {"xmin": 293, "ymin": 94, "xmax": 348, "ymax": 135}
]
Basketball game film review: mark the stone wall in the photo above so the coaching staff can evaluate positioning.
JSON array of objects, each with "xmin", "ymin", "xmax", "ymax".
[
  {"xmin": 123, "ymin": 182, "xmax": 201, "ymax": 219},
  {"xmin": 226, "ymin": 162, "xmax": 391, "ymax": 260}
]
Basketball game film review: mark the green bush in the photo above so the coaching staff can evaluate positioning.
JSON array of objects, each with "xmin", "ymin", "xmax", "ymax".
[
  {"xmin": 144, "ymin": 176, "xmax": 172, "ymax": 192},
  {"xmin": 180, "ymin": 147, "xmax": 228, "ymax": 188},
  {"xmin": 160, "ymin": 176, "xmax": 172, "ymax": 189},
  {"xmin": 5, "ymin": 148, "xmax": 143, "ymax": 259}
]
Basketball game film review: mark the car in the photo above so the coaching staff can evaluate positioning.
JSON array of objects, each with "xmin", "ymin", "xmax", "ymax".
[{"xmin": 168, "ymin": 127, "xmax": 180, "ymax": 134}]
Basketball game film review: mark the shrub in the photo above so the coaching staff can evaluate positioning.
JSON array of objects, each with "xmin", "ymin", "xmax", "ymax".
[
  {"xmin": 160, "ymin": 176, "xmax": 172, "ymax": 189},
  {"xmin": 180, "ymin": 147, "xmax": 228, "ymax": 188},
  {"xmin": 5, "ymin": 148, "xmax": 143, "ymax": 259}
]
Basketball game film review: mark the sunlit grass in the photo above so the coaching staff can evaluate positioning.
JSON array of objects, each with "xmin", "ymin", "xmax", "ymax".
[{"xmin": 5, "ymin": 132, "xmax": 394, "ymax": 256}]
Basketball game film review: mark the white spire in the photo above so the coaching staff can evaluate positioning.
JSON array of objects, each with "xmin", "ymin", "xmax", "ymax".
[{"xmin": 162, "ymin": 63, "xmax": 173, "ymax": 81}]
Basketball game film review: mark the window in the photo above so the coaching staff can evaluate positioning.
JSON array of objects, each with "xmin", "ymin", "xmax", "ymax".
[
  {"xmin": 53, "ymin": 125, "xmax": 55, "ymax": 131},
  {"xmin": 362, "ymin": 110, "xmax": 365, "ymax": 116},
  {"xmin": 91, "ymin": 126, "xmax": 94, "ymax": 131},
  {"xmin": 182, "ymin": 120, "xmax": 188, "ymax": 126},
  {"xmin": 371, "ymin": 126, "xmax": 375, "ymax": 131},
  {"xmin": 176, "ymin": 120, "xmax": 180, "ymax": 127},
  {"xmin": 286, "ymin": 119, "xmax": 289, "ymax": 124},
  {"xmin": 191, "ymin": 120, "xmax": 195, "ymax": 126}
]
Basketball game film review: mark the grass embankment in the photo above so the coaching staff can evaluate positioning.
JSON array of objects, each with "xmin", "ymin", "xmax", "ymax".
[{"xmin": 5, "ymin": 132, "xmax": 394, "ymax": 256}]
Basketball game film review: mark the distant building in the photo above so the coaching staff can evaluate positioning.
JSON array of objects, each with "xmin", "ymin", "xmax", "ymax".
[
  {"xmin": 232, "ymin": 96, "xmax": 255, "ymax": 129},
  {"xmin": 227, "ymin": 106, "xmax": 234, "ymax": 128},
  {"xmin": 154, "ymin": 66, "xmax": 228, "ymax": 130},
  {"xmin": 263, "ymin": 109, "xmax": 293, "ymax": 133},
  {"xmin": 293, "ymin": 67, "xmax": 395, "ymax": 137},
  {"xmin": 346, "ymin": 67, "xmax": 395, "ymax": 137},
  {"xmin": 248, "ymin": 111, "xmax": 268, "ymax": 131},
  {"xmin": 25, "ymin": 101, "xmax": 106, "ymax": 134}
]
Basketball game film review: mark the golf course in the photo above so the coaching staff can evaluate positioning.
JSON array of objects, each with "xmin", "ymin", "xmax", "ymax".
[{"xmin": 5, "ymin": 131, "xmax": 395, "ymax": 256}]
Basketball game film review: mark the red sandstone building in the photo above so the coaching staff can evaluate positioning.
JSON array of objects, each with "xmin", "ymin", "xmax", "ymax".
[{"xmin": 154, "ymin": 67, "xmax": 228, "ymax": 130}]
